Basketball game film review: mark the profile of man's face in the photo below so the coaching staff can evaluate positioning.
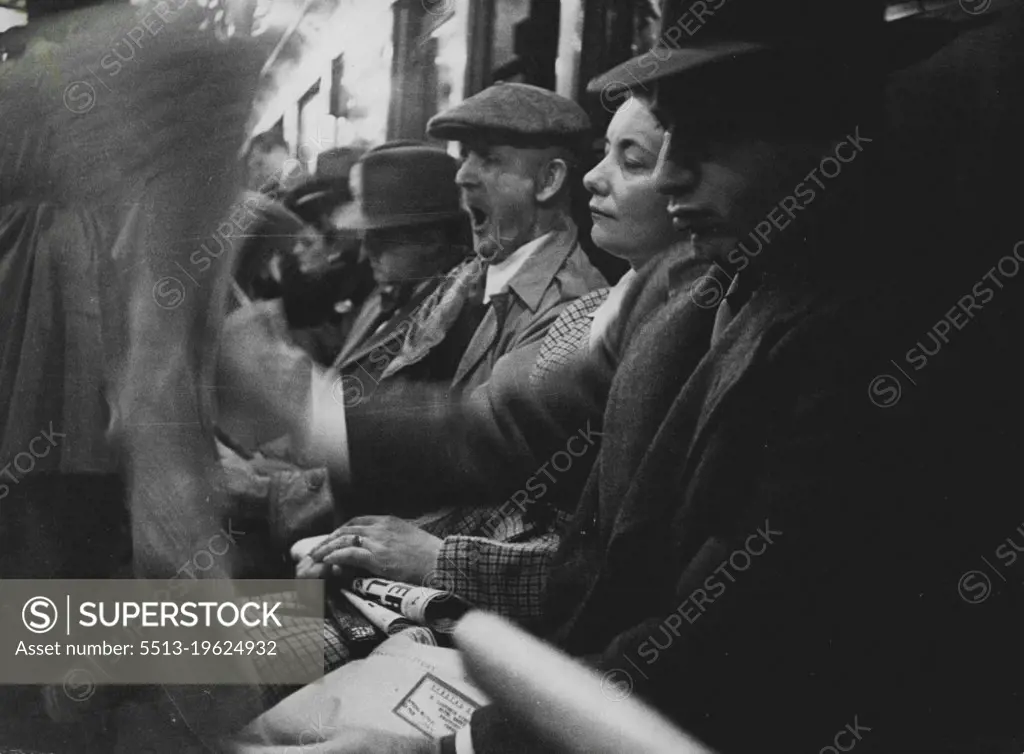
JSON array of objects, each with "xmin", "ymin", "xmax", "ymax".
[
  {"xmin": 651, "ymin": 78, "xmax": 822, "ymax": 262},
  {"xmin": 362, "ymin": 225, "xmax": 449, "ymax": 288},
  {"xmin": 455, "ymin": 139, "xmax": 546, "ymax": 262}
]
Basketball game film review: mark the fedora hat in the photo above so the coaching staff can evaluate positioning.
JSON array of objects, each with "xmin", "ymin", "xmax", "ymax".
[
  {"xmin": 586, "ymin": 0, "xmax": 960, "ymax": 98},
  {"xmin": 332, "ymin": 142, "xmax": 464, "ymax": 231}
]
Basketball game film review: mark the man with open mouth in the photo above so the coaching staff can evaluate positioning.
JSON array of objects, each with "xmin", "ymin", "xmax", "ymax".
[{"xmin": 377, "ymin": 82, "xmax": 608, "ymax": 394}]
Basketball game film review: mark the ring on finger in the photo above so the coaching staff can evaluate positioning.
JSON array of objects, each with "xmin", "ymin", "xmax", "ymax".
[{"xmin": 352, "ymin": 534, "xmax": 362, "ymax": 549}]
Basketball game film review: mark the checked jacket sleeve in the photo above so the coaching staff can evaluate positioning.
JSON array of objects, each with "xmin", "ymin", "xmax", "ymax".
[{"xmin": 433, "ymin": 522, "xmax": 566, "ymax": 628}]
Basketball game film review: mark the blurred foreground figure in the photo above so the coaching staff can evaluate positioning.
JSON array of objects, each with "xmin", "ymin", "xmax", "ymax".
[{"xmin": 0, "ymin": 0, "xmax": 280, "ymax": 746}]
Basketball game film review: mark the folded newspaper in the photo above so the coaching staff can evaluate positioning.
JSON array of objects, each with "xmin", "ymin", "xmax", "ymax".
[
  {"xmin": 346, "ymin": 577, "xmax": 471, "ymax": 634},
  {"xmin": 341, "ymin": 589, "xmax": 437, "ymax": 646},
  {"xmin": 226, "ymin": 633, "xmax": 490, "ymax": 748}
]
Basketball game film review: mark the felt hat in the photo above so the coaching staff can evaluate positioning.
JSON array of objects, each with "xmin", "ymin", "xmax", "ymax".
[
  {"xmin": 586, "ymin": 0, "xmax": 960, "ymax": 101},
  {"xmin": 331, "ymin": 142, "xmax": 463, "ymax": 231}
]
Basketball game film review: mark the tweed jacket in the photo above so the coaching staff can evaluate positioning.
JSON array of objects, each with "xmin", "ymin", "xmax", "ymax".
[
  {"xmin": 529, "ymin": 286, "xmax": 611, "ymax": 387},
  {"xmin": 449, "ymin": 224, "xmax": 607, "ymax": 393}
]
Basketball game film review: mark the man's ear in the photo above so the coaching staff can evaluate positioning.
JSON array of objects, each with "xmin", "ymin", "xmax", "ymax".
[{"xmin": 534, "ymin": 157, "xmax": 570, "ymax": 204}]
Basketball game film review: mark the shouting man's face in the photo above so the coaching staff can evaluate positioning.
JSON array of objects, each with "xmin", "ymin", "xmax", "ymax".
[{"xmin": 456, "ymin": 139, "xmax": 551, "ymax": 264}]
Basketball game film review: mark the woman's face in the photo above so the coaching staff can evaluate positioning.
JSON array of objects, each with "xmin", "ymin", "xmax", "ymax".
[{"xmin": 584, "ymin": 98, "xmax": 678, "ymax": 268}]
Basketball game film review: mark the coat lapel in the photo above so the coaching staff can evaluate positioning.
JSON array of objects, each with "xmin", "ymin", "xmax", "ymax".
[
  {"xmin": 451, "ymin": 307, "xmax": 494, "ymax": 387},
  {"xmin": 335, "ymin": 279, "xmax": 442, "ymax": 371},
  {"xmin": 604, "ymin": 280, "xmax": 819, "ymax": 545},
  {"xmin": 450, "ymin": 230, "xmax": 579, "ymax": 388},
  {"xmin": 333, "ymin": 292, "xmax": 384, "ymax": 368}
]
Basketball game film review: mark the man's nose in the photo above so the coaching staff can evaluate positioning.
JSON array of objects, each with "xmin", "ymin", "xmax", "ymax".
[
  {"xmin": 654, "ymin": 130, "xmax": 698, "ymax": 198},
  {"xmin": 455, "ymin": 157, "xmax": 480, "ymax": 188}
]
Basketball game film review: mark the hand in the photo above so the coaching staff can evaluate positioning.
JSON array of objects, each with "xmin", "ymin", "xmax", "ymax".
[
  {"xmin": 291, "ymin": 534, "xmax": 329, "ymax": 562},
  {"xmin": 216, "ymin": 442, "xmax": 272, "ymax": 503},
  {"xmin": 217, "ymin": 299, "xmax": 313, "ymax": 444},
  {"xmin": 295, "ymin": 555, "xmax": 338, "ymax": 580},
  {"xmin": 291, "ymin": 535, "xmax": 340, "ymax": 580},
  {"xmin": 309, "ymin": 516, "xmax": 444, "ymax": 585}
]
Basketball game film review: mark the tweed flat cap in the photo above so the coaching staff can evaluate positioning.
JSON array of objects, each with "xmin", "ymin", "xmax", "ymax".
[{"xmin": 428, "ymin": 83, "xmax": 590, "ymax": 143}]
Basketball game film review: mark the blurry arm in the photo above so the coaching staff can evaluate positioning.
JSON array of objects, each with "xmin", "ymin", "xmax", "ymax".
[{"xmin": 336, "ymin": 344, "xmax": 609, "ymax": 519}]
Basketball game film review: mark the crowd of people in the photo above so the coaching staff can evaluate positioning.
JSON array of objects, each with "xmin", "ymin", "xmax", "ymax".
[
  {"xmin": 212, "ymin": 3, "xmax": 1024, "ymax": 753},
  {"xmin": 2, "ymin": 0, "xmax": 1024, "ymax": 751}
]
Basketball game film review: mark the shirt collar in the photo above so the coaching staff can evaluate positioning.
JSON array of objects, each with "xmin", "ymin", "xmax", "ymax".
[
  {"xmin": 483, "ymin": 224, "xmax": 578, "ymax": 311},
  {"xmin": 484, "ymin": 232, "xmax": 551, "ymax": 304}
]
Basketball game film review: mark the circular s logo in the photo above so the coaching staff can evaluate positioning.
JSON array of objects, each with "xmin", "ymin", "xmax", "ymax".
[
  {"xmin": 63, "ymin": 668, "xmax": 96, "ymax": 702},
  {"xmin": 600, "ymin": 81, "xmax": 633, "ymax": 114},
  {"xmin": 422, "ymin": 0, "xmax": 455, "ymax": 16},
  {"xmin": 22, "ymin": 596, "xmax": 59, "ymax": 634},
  {"xmin": 867, "ymin": 374, "xmax": 901, "ymax": 408},
  {"xmin": 422, "ymin": 569, "xmax": 457, "ymax": 600},
  {"xmin": 959, "ymin": 0, "xmax": 991, "ymax": 15},
  {"xmin": 600, "ymin": 668, "xmax": 634, "ymax": 702},
  {"xmin": 153, "ymin": 277, "xmax": 186, "ymax": 310},
  {"xmin": 958, "ymin": 570, "xmax": 992, "ymax": 604},
  {"xmin": 332, "ymin": 374, "xmax": 364, "ymax": 408},
  {"xmin": 688, "ymin": 274, "xmax": 725, "ymax": 309},
  {"xmin": 63, "ymin": 82, "xmax": 96, "ymax": 114}
]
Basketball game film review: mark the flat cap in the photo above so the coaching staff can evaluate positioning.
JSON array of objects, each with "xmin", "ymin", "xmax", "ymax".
[{"xmin": 427, "ymin": 83, "xmax": 590, "ymax": 144}]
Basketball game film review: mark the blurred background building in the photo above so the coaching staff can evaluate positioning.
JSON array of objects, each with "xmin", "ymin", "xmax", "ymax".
[
  {"xmin": 5, "ymin": 0, "xmax": 982, "ymax": 175},
  {"xmin": 252, "ymin": 0, "xmax": 664, "ymax": 168}
]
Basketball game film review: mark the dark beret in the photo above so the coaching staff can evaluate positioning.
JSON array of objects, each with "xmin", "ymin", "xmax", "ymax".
[{"xmin": 427, "ymin": 83, "xmax": 591, "ymax": 144}]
